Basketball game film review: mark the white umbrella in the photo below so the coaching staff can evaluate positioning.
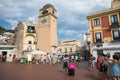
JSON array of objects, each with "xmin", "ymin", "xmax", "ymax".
[{"xmin": 30, "ymin": 50, "xmax": 46, "ymax": 55}]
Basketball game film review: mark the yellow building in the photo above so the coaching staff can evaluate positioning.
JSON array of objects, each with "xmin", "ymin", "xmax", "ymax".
[
  {"xmin": 57, "ymin": 40, "xmax": 82, "ymax": 55},
  {"xmin": 15, "ymin": 22, "xmax": 37, "ymax": 57},
  {"xmin": 37, "ymin": 4, "xmax": 58, "ymax": 53},
  {"xmin": 87, "ymin": 0, "xmax": 120, "ymax": 59}
]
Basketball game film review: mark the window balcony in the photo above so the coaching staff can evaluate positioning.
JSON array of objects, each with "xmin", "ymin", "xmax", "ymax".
[
  {"xmin": 110, "ymin": 22, "xmax": 120, "ymax": 28},
  {"xmin": 95, "ymin": 39, "xmax": 103, "ymax": 43},
  {"xmin": 113, "ymin": 37, "xmax": 120, "ymax": 41}
]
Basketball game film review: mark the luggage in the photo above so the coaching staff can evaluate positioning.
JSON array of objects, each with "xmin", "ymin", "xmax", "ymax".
[
  {"xmin": 68, "ymin": 69, "xmax": 75, "ymax": 76},
  {"xmin": 68, "ymin": 63, "xmax": 75, "ymax": 76}
]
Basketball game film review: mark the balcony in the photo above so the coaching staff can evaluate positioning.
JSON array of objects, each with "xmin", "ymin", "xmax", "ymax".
[
  {"xmin": 96, "ymin": 39, "xmax": 102, "ymax": 42},
  {"xmin": 111, "ymin": 37, "xmax": 120, "ymax": 42},
  {"xmin": 110, "ymin": 22, "xmax": 120, "ymax": 28},
  {"xmin": 93, "ymin": 39, "xmax": 103, "ymax": 44}
]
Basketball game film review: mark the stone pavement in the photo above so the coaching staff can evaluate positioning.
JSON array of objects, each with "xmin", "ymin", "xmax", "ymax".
[{"xmin": 0, "ymin": 62, "xmax": 98, "ymax": 80}]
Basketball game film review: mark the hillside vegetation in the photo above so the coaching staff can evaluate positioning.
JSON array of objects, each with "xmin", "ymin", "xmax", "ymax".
[{"xmin": 0, "ymin": 26, "xmax": 15, "ymax": 35}]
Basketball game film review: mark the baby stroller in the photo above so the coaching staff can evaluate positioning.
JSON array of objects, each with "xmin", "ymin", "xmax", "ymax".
[{"xmin": 68, "ymin": 63, "xmax": 75, "ymax": 76}]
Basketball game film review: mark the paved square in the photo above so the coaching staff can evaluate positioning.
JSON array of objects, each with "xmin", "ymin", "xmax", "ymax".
[{"xmin": 0, "ymin": 62, "xmax": 98, "ymax": 80}]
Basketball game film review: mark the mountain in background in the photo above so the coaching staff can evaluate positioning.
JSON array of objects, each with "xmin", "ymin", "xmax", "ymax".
[{"xmin": 0, "ymin": 26, "xmax": 15, "ymax": 34}]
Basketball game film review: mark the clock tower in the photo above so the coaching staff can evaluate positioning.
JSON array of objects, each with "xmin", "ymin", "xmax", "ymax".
[{"xmin": 37, "ymin": 4, "xmax": 58, "ymax": 53}]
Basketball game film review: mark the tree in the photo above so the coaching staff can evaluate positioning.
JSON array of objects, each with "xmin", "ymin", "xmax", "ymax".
[{"xmin": 0, "ymin": 26, "xmax": 6, "ymax": 35}]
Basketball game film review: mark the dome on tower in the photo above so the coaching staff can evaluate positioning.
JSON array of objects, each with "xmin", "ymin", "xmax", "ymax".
[
  {"xmin": 43, "ymin": 4, "xmax": 54, "ymax": 8},
  {"xmin": 40, "ymin": 4, "xmax": 57, "ymax": 11}
]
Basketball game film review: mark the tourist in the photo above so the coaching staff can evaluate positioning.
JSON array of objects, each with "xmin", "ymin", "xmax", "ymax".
[
  {"xmin": 107, "ymin": 54, "xmax": 120, "ymax": 80},
  {"xmin": 118, "ymin": 56, "xmax": 120, "ymax": 80},
  {"xmin": 100, "ymin": 53, "xmax": 109, "ymax": 80},
  {"xmin": 63, "ymin": 54, "xmax": 69, "ymax": 72},
  {"xmin": 71, "ymin": 55, "xmax": 74, "ymax": 62},
  {"xmin": 77, "ymin": 54, "xmax": 81, "ymax": 66},
  {"xmin": 88, "ymin": 54, "xmax": 94, "ymax": 71},
  {"xmin": 96, "ymin": 54, "xmax": 102, "ymax": 80},
  {"xmin": 2, "ymin": 55, "xmax": 7, "ymax": 62},
  {"xmin": 43, "ymin": 55, "xmax": 47, "ymax": 64},
  {"xmin": 13, "ymin": 54, "xmax": 16, "ymax": 62},
  {"xmin": 57, "ymin": 55, "xmax": 62, "ymax": 64},
  {"xmin": 27, "ymin": 54, "xmax": 32, "ymax": 64},
  {"xmin": 0, "ymin": 55, "xmax": 2, "ymax": 62},
  {"xmin": 75, "ymin": 55, "xmax": 78, "ymax": 62},
  {"xmin": 46, "ymin": 53, "xmax": 50, "ymax": 65},
  {"xmin": 51, "ymin": 54, "xmax": 56, "ymax": 65}
]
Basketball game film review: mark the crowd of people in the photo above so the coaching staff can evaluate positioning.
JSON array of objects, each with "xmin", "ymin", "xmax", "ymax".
[
  {"xmin": 11, "ymin": 53, "xmax": 84, "ymax": 66},
  {"xmin": 88, "ymin": 53, "xmax": 120, "ymax": 80}
]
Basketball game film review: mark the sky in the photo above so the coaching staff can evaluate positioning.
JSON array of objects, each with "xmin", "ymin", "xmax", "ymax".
[{"xmin": 0, "ymin": 0, "xmax": 112, "ymax": 42}]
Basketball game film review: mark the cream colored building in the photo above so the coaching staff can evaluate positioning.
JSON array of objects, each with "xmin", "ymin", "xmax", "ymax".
[
  {"xmin": 57, "ymin": 40, "xmax": 82, "ymax": 55},
  {"xmin": 15, "ymin": 4, "xmax": 58, "ymax": 56},
  {"xmin": 15, "ymin": 22, "xmax": 37, "ymax": 57},
  {"xmin": 37, "ymin": 4, "xmax": 58, "ymax": 53}
]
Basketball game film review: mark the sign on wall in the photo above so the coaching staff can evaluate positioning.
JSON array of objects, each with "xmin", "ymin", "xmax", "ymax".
[{"xmin": 0, "ymin": 47, "xmax": 14, "ymax": 50}]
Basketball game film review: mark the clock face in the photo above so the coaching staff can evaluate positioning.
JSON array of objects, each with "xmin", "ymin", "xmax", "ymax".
[{"xmin": 42, "ymin": 18, "xmax": 47, "ymax": 24}]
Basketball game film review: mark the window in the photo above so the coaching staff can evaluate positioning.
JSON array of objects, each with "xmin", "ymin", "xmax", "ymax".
[
  {"xmin": 65, "ymin": 48, "xmax": 67, "ymax": 53},
  {"xmin": 110, "ymin": 14, "xmax": 118, "ymax": 25},
  {"xmin": 70, "ymin": 48, "xmax": 72, "ymax": 52},
  {"xmin": 34, "ymin": 42, "xmax": 37, "ymax": 45},
  {"xmin": 59, "ymin": 49, "xmax": 61, "ymax": 51},
  {"xmin": 9, "ymin": 54, "xmax": 12, "ymax": 57},
  {"xmin": 112, "ymin": 30, "xmax": 120, "ymax": 40},
  {"xmin": 52, "ymin": 10, "xmax": 54, "ymax": 14},
  {"xmin": 28, "ymin": 41, "xmax": 32, "ymax": 44},
  {"xmin": 27, "ymin": 26, "xmax": 35, "ymax": 33},
  {"xmin": 95, "ymin": 32, "xmax": 102, "ymax": 42},
  {"xmin": 115, "ymin": 52, "xmax": 120, "ymax": 59},
  {"xmin": 94, "ymin": 18, "xmax": 100, "ymax": 26},
  {"xmin": 97, "ymin": 50, "xmax": 103, "ymax": 55}
]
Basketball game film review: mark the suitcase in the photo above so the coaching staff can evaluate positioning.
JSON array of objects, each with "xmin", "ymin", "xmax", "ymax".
[{"xmin": 68, "ymin": 69, "xmax": 75, "ymax": 76}]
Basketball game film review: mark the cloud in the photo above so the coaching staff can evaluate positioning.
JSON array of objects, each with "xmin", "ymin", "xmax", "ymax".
[
  {"xmin": 58, "ymin": 29, "xmax": 87, "ymax": 41},
  {"xmin": 0, "ymin": 0, "xmax": 113, "ymax": 41},
  {"xmin": 6, "ymin": 19, "xmax": 18, "ymax": 29}
]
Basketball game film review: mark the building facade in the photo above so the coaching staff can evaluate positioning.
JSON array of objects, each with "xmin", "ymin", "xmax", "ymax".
[
  {"xmin": 37, "ymin": 4, "xmax": 58, "ymax": 53},
  {"xmin": 0, "ymin": 32, "xmax": 16, "ymax": 62},
  {"xmin": 57, "ymin": 40, "xmax": 82, "ymax": 55},
  {"xmin": 15, "ymin": 22, "xmax": 37, "ymax": 57},
  {"xmin": 15, "ymin": 4, "xmax": 58, "ymax": 56},
  {"xmin": 0, "ymin": 45, "xmax": 16, "ymax": 62},
  {"xmin": 87, "ymin": 0, "xmax": 120, "ymax": 59},
  {"xmin": 83, "ymin": 31, "xmax": 90, "ymax": 53}
]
